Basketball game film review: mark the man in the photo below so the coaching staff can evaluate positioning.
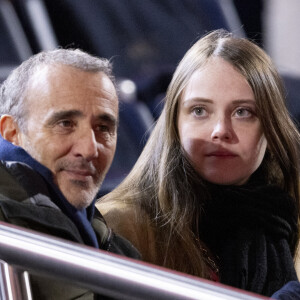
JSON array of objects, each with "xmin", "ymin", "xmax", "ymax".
[{"xmin": 0, "ymin": 49, "xmax": 139, "ymax": 299}]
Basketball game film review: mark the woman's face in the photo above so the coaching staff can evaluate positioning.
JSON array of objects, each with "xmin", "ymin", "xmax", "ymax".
[{"xmin": 177, "ymin": 57, "xmax": 267, "ymax": 185}]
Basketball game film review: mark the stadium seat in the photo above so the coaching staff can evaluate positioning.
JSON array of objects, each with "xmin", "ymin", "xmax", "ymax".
[{"xmin": 0, "ymin": 0, "xmax": 32, "ymax": 83}]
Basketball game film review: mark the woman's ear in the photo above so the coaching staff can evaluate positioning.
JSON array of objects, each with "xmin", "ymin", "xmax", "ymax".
[{"xmin": 0, "ymin": 115, "xmax": 21, "ymax": 145}]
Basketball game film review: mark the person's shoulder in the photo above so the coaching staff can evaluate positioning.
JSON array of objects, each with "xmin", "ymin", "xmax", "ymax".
[
  {"xmin": 0, "ymin": 160, "xmax": 47, "ymax": 191},
  {"xmin": 94, "ymin": 201, "xmax": 142, "ymax": 241},
  {"xmin": 96, "ymin": 199, "xmax": 157, "ymax": 263},
  {"xmin": 271, "ymin": 281, "xmax": 300, "ymax": 299},
  {"xmin": 0, "ymin": 160, "xmax": 54, "ymax": 205},
  {"xmin": 92, "ymin": 208, "xmax": 141, "ymax": 259},
  {"xmin": 96, "ymin": 199, "xmax": 152, "ymax": 239},
  {"xmin": 1, "ymin": 160, "xmax": 36, "ymax": 175},
  {"xmin": 97, "ymin": 199, "xmax": 140, "ymax": 225},
  {"xmin": 0, "ymin": 160, "xmax": 32, "ymax": 201},
  {"xmin": 106, "ymin": 232, "xmax": 142, "ymax": 260}
]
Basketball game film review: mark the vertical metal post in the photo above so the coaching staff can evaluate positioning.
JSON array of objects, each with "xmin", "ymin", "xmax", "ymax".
[{"xmin": 0, "ymin": 261, "xmax": 32, "ymax": 300}]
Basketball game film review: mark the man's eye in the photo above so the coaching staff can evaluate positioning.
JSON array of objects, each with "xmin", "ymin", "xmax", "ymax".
[
  {"xmin": 58, "ymin": 120, "xmax": 73, "ymax": 127},
  {"xmin": 96, "ymin": 124, "xmax": 110, "ymax": 132}
]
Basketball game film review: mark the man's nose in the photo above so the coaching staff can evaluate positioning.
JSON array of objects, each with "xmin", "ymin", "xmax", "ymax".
[
  {"xmin": 211, "ymin": 118, "xmax": 233, "ymax": 141},
  {"xmin": 73, "ymin": 129, "xmax": 98, "ymax": 161}
]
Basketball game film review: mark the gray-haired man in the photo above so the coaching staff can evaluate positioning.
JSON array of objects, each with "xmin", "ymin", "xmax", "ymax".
[{"xmin": 0, "ymin": 49, "xmax": 140, "ymax": 299}]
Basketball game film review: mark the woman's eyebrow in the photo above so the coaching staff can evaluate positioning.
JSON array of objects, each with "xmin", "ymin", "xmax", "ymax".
[
  {"xmin": 181, "ymin": 98, "xmax": 256, "ymax": 106},
  {"xmin": 181, "ymin": 97, "xmax": 213, "ymax": 106},
  {"xmin": 231, "ymin": 99, "xmax": 256, "ymax": 105},
  {"xmin": 181, "ymin": 97, "xmax": 213, "ymax": 107}
]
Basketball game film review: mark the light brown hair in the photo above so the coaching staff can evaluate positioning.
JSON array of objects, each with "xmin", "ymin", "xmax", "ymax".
[{"xmin": 101, "ymin": 30, "xmax": 300, "ymax": 277}]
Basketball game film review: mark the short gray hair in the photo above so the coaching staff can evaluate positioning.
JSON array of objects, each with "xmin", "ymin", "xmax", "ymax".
[{"xmin": 0, "ymin": 48, "xmax": 115, "ymax": 130}]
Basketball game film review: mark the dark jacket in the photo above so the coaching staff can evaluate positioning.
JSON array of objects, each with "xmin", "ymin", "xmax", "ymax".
[
  {"xmin": 0, "ymin": 157, "xmax": 140, "ymax": 299},
  {"xmin": 272, "ymin": 281, "xmax": 300, "ymax": 300},
  {"xmin": 98, "ymin": 180, "xmax": 300, "ymax": 297}
]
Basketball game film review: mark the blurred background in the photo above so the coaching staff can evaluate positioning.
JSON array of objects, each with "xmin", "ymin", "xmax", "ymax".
[{"xmin": 1, "ymin": 0, "xmax": 299, "ymax": 195}]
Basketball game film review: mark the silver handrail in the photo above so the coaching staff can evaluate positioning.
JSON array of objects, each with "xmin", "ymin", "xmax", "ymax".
[
  {"xmin": 0, "ymin": 262, "xmax": 32, "ymax": 300},
  {"xmin": 0, "ymin": 222, "xmax": 266, "ymax": 300}
]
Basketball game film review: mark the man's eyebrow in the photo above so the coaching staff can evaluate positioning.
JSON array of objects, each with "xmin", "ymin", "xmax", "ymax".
[
  {"xmin": 46, "ymin": 110, "xmax": 83, "ymax": 125},
  {"xmin": 97, "ymin": 113, "xmax": 118, "ymax": 127},
  {"xmin": 46, "ymin": 109, "xmax": 118, "ymax": 126}
]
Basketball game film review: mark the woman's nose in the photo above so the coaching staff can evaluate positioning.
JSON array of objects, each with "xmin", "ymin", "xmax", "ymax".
[{"xmin": 211, "ymin": 118, "xmax": 233, "ymax": 141}]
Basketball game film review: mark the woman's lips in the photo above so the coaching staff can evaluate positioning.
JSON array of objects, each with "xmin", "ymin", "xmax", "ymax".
[{"xmin": 205, "ymin": 150, "xmax": 238, "ymax": 157}]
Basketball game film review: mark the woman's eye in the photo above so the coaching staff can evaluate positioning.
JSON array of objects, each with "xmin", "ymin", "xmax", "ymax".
[
  {"xmin": 192, "ymin": 107, "xmax": 207, "ymax": 117},
  {"xmin": 235, "ymin": 108, "xmax": 253, "ymax": 118}
]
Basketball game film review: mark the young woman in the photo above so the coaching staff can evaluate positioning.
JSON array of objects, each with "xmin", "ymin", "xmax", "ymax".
[{"xmin": 97, "ymin": 30, "xmax": 300, "ymax": 296}]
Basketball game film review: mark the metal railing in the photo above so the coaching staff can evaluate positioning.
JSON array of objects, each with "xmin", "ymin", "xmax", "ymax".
[
  {"xmin": 0, "ymin": 221, "xmax": 267, "ymax": 300},
  {"xmin": 0, "ymin": 263, "xmax": 32, "ymax": 300}
]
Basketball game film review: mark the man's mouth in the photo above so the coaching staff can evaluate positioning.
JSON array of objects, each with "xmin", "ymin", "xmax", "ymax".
[{"xmin": 63, "ymin": 169, "xmax": 95, "ymax": 181}]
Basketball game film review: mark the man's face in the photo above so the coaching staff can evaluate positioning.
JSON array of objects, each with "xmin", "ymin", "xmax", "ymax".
[{"xmin": 17, "ymin": 64, "xmax": 118, "ymax": 209}]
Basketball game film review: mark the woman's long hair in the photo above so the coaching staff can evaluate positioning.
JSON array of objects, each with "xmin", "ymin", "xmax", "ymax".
[{"xmin": 101, "ymin": 30, "xmax": 300, "ymax": 277}]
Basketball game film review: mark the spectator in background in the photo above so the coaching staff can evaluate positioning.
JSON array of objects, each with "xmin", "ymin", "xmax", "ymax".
[
  {"xmin": 0, "ymin": 49, "xmax": 140, "ymax": 299},
  {"xmin": 98, "ymin": 30, "xmax": 300, "ymax": 297}
]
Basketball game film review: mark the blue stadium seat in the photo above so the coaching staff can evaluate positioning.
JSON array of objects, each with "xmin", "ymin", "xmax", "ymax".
[
  {"xmin": 42, "ymin": 0, "xmax": 236, "ymax": 115},
  {"xmin": 10, "ymin": 0, "xmax": 156, "ymax": 194},
  {"xmin": 0, "ymin": 0, "xmax": 32, "ymax": 82},
  {"xmin": 99, "ymin": 99, "xmax": 153, "ymax": 196},
  {"xmin": 283, "ymin": 75, "xmax": 300, "ymax": 129},
  {"xmin": 3, "ymin": 0, "xmax": 299, "ymax": 196}
]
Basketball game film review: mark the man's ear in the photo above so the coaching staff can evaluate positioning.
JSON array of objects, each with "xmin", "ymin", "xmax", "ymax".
[{"xmin": 0, "ymin": 115, "xmax": 21, "ymax": 145}]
